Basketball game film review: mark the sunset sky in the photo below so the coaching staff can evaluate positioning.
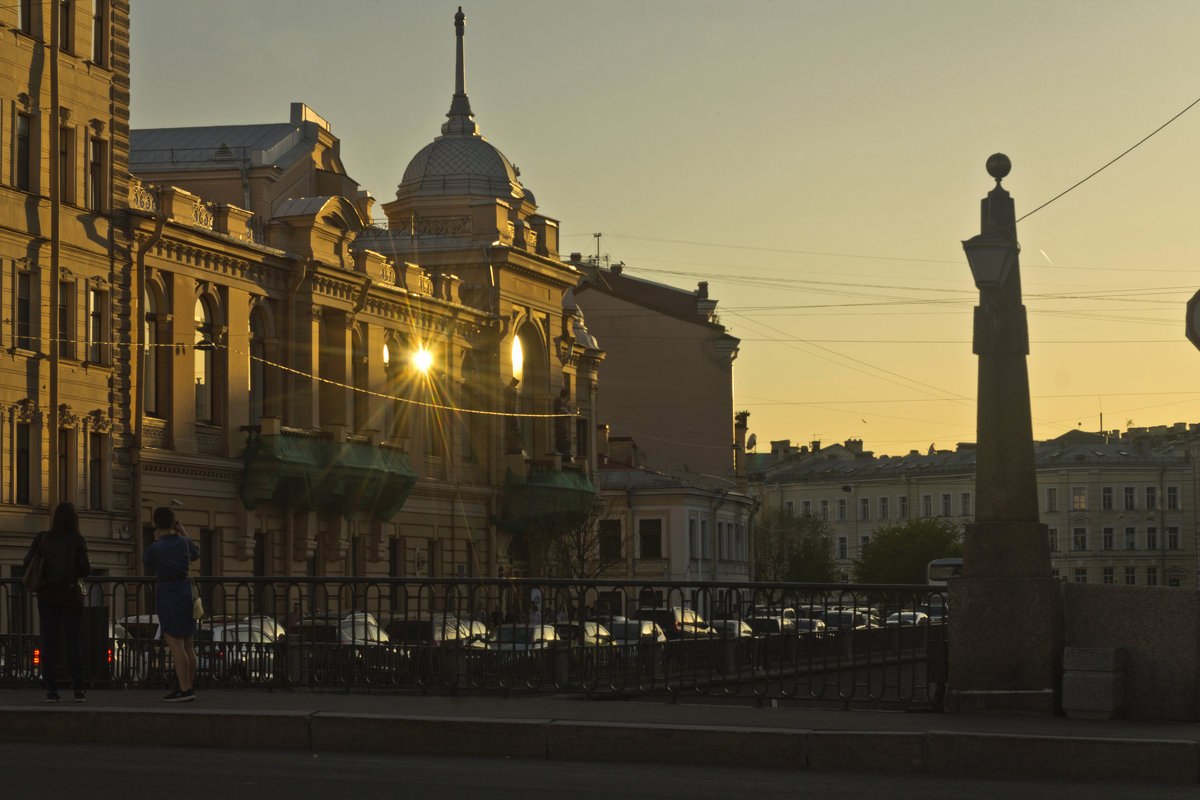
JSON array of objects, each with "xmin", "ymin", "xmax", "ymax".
[{"xmin": 131, "ymin": 1, "xmax": 1200, "ymax": 456}]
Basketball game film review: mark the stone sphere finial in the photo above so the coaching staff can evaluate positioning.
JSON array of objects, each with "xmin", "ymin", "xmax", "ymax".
[{"xmin": 986, "ymin": 153, "xmax": 1011, "ymax": 182}]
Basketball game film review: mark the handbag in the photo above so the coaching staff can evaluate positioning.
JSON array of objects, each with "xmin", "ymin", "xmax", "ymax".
[
  {"xmin": 191, "ymin": 580, "xmax": 205, "ymax": 620},
  {"xmin": 23, "ymin": 535, "xmax": 48, "ymax": 593}
]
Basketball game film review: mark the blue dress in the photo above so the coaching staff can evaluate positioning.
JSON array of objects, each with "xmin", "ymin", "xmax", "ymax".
[{"xmin": 142, "ymin": 533, "xmax": 200, "ymax": 638}]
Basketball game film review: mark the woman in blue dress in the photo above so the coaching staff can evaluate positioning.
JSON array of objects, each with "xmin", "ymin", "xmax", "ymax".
[{"xmin": 142, "ymin": 506, "xmax": 200, "ymax": 702}]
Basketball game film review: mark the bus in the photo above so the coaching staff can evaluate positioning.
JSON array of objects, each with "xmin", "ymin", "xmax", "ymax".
[{"xmin": 926, "ymin": 557, "xmax": 963, "ymax": 586}]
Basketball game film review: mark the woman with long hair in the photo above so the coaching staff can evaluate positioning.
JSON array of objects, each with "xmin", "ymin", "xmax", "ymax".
[
  {"xmin": 142, "ymin": 506, "xmax": 200, "ymax": 702},
  {"xmin": 24, "ymin": 502, "xmax": 92, "ymax": 702}
]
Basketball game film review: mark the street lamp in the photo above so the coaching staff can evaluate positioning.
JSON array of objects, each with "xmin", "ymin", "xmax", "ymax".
[{"xmin": 946, "ymin": 154, "xmax": 1060, "ymax": 716}]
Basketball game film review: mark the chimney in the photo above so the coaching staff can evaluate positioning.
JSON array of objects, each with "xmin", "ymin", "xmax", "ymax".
[
  {"xmin": 811, "ymin": 440, "xmax": 821, "ymax": 453},
  {"xmin": 734, "ymin": 413, "xmax": 748, "ymax": 480},
  {"xmin": 611, "ymin": 263, "xmax": 623, "ymax": 275},
  {"xmin": 697, "ymin": 281, "xmax": 708, "ymax": 299}
]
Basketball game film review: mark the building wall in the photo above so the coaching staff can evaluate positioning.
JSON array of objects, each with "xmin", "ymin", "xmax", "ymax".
[
  {"xmin": 749, "ymin": 435, "xmax": 1199, "ymax": 588},
  {"xmin": 0, "ymin": 0, "xmax": 134, "ymax": 575}
]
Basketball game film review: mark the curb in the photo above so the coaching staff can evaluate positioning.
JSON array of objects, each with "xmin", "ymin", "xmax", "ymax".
[{"xmin": 1, "ymin": 707, "xmax": 1196, "ymax": 784}]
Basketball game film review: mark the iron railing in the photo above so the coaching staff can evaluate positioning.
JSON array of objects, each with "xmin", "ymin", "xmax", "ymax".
[{"xmin": 0, "ymin": 577, "xmax": 949, "ymax": 709}]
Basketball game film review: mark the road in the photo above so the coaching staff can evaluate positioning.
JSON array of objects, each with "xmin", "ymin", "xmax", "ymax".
[{"xmin": 0, "ymin": 744, "xmax": 1193, "ymax": 799}]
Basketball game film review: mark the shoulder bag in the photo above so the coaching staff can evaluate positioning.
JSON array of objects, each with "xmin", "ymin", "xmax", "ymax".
[{"xmin": 23, "ymin": 534, "xmax": 48, "ymax": 593}]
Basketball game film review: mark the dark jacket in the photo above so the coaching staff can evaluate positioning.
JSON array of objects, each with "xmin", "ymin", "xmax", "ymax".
[{"xmin": 24, "ymin": 531, "xmax": 92, "ymax": 599}]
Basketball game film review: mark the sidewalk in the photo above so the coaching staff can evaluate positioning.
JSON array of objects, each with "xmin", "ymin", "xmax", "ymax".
[{"xmin": 2, "ymin": 687, "xmax": 1198, "ymax": 784}]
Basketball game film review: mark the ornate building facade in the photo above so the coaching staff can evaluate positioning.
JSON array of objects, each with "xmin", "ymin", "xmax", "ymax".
[{"xmin": 1, "ymin": 5, "xmax": 602, "ymax": 590}]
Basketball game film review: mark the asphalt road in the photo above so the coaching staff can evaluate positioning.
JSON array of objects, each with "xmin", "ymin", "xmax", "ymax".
[{"xmin": 0, "ymin": 744, "xmax": 1195, "ymax": 799}]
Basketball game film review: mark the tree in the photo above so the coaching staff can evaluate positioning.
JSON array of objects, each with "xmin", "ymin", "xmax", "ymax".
[
  {"xmin": 753, "ymin": 507, "xmax": 838, "ymax": 583},
  {"xmin": 852, "ymin": 517, "xmax": 964, "ymax": 585},
  {"xmin": 533, "ymin": 497, "xmax": 630, "ymax": 580}
]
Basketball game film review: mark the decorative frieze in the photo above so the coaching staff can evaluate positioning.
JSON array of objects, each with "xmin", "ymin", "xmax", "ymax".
[{"xmin": 415, "ymin": 215, "xmax": 471, "ymax": 237}]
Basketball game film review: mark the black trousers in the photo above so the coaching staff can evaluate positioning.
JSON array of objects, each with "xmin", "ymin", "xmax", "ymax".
[{"xmin": 37, "ymin": 598, "xmax": 84, "ymax": 693}]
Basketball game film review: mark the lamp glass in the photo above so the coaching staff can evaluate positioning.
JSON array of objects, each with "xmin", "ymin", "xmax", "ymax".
[{"xmin": 963, "ymin": 235, "xmax": 1018, "ymax": 288}]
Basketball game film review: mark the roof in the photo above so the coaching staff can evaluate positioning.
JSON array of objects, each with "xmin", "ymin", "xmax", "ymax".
[{"xmin": 131, "ymin": 120, "xmax": 318, "ymax": 173}]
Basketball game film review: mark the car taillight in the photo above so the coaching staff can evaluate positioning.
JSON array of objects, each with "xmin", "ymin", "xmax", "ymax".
[
  {"xmin": 32, "ymin": 649, "xmax": 40, "ymax": 666},
  {"xmin": 107, "ymin": 648, "xmax": 113, "ymax": 664},
  {"xmin": 673, "ymin": 622, "xmax": 680, "ymax": 633}
]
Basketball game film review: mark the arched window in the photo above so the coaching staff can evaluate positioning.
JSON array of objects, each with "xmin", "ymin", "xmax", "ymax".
[
  {"xmin": 194, "ymin": 297, "xmax": 214, "ymax": 423},
  {"xmin": 512, "ymin": 323, "xmax": 546, "ymax": 456},
  {"xmin": 144, "ymin": 287, "xmax": 161, "ymax": 418},
  {"xmin": 249, "ymin": 309, "xmax": 266, "ymax": 426},
  {"xmin": 352, "ymin": 326, "xmax": 368, "ymax": 433}
]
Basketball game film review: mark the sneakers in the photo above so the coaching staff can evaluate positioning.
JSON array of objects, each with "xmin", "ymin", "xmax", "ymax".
[
  {"xmin": 73, "ymin": 690, "xmax": 86, "ymax": 703},
  {"xmin": 162, "ymin": 688, "xmax": 195, "ymax": 703},
  {"xmin": 45, "ymin": 692, "xmax": 60, "ymax": 703}
]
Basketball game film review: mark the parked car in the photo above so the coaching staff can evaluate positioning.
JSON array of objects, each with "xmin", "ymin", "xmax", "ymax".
[
  {"xmin": 607, "ymin": 618, "xmax": 667, "ymax": 646},
  {"xmin": 629, "ymin": 607, "xmax": 711, "ymax": 639},
  {"xmin": 553, "ymin": 621, "xmax": 615, "ymax": 647},
  {"xmin": 387, "ymin": 614, "xmax": 480, "ymax": 649},
  {"xmin": 793, "ymin": 617, "xmax": 827, "ymax": 636},
  {"xmin": 196, "ymin": 622, "xmax": 276, "ymax": 682},
  {"xmin": 290, "ymin": 612, "xmax": 400, "ymax": 683},
  {"xmin": 709, "ymin": 618, "xmax": 755, "ymax": 639},
  {"xmin": 885, "ymin": 611, "xmax": 930, "ymax": 627},
  {"xmin": 106, "ymin": 620, "xmax": 149, "ymax": 683},
  {"xmin": 818, "ymin": 610, "xmax": 874, "ymax": 631},
  {"xmin": 488, "ymin": 624, "xmax": 561, "ymax": 651},
  {"xmin": 744, "ymin": 616, "xmax": 795, "ymax": 637},
  {"xmin": 918, "ymin": 602, "xmax": 949, "ymax": 623}
]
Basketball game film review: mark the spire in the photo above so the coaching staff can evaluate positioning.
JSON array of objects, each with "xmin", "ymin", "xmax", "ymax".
[{"xmin": 443, "ymin": 6, "xmax": 479, "ymax": 137}]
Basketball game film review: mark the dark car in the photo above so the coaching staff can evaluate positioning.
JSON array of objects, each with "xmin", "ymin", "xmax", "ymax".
[
  {"xmin": 629, "ymin": 607, "xmax": 710, "ymax": 639},
  {"xmin": 553, "ymin": 621, "xmax": 615, "ymax": 647}
]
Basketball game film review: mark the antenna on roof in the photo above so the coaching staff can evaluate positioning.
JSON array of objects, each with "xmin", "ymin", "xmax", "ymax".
[{"xmin": 593, "ymin": 232, "xmax": 602, "ymax": 264}]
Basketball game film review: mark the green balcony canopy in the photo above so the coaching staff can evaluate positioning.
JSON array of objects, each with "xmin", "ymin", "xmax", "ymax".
[
  {"xmin": 240, "ymin": 434, "xmax": 418, "ymax": 521},
  {"xmin": 494, "ymin": 468, "xmax": 596, "ymax": 534}
]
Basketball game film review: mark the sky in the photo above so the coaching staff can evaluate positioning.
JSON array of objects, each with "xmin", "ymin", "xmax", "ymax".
[{"xmin": 130, "ymin": 0, "xmax": 1200, "ymax": 457}]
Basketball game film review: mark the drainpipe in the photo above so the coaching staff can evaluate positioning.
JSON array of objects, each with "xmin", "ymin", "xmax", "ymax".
[{"xmin": 48, "ymin": 8, "xmax": 60, "ymax": 518}]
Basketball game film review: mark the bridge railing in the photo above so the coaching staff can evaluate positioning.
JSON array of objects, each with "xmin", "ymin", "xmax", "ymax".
[{"xmin": 0, "ymin": 577, "xmax": 948, "ymax": 709}]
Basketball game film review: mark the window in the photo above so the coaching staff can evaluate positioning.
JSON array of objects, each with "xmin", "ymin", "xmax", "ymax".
[
  {"xmin": 1101, "ymin": 486, "xmax": 1114, "ymax": 511},
  {"xmin": 717, "ymin": 521, "xmax": 725, "ymax": 559},
  {"xmin": 1146, "ymin": 527, "xmax": 1158, "ymax": 551},
  {"xmin": 1047, "ymin": 528, "xmax": 1058, "ymax": 552},
  {"xmin": 859, "ymin": 534, "xmax": 870, "ymax": 554},
  {"xmin": 836, "ymin": 498, "xmax": 847, "ymax": 522},
  {"xmin": 1124, "ymin": 567, "xmax": 1136, "ymax": 585},
  {"xmin": 784, "ymin": 500, "xmax": 794, "ymax": 515},
  {"xmin": 1123, "ymin": 487, "xmax": 1136, "ymax": 511},
  {"xmin": 57, "ymin": 426, "xmax": 73, "ymax": 504},
  {"xmin": 59, "ymin": 126, "xmax": 74, "ymax": 203},
  {"xmin": 1045, "ymin": 487, "xmax": 1057, "ymax": 513},
  {"xmin": 687, "ymin": 516, "xmax": 697, "ymax": 559},
  {"xmin": 959, "ymin": 492, "xmax": 971, "ymax": 517},
  {"xmin": 1124, "ymin": 527, "xmax": 1137, "ymax": 551},
  {"xmin": 1146, "ymin": 567, "xmax": 1158, "ymax": 587},
  {"xmin": 1167, "ymin": 486, "xmax": 1179, "ymax": 510},
  {"xmin": 88, "ymin": 431, "xmax": 103, "ymax": 509},
  {"xmin": 16, "ymin": 270, "xmax": 34, "ymax": 350},
  {"xmin": 700, "ymin": 519, "xmax": 710, "ymax": 559},
  {"xmin": 599, "ymin": 519, "xmax": 622, "ymax": 562},
  {"xmin": 898, "ymin": 496, "xmax": 908, "ymax": 519},
  {"xmin": 638, "ymin": 519, "xmax": 662, "ymax": 559},
  {"xmin": 1102, "ymin": 568, "xmax": 1114, "ymax": 585},
  {"xmin": 859, "ymin": 497, "xmax": 869, "ymax": 521},
  {"xmin": 91, "ymin": 0, "xmax": 106, "ymax": 65},
  {"xmin": 86, "ymin": 287, "xmax": 108, "ymax": 364},
  {"xmin": 59, "ymin": 2, "xmax": 72, "ymax": 52},
  {"xmin": 1071, "ymin": 487, "xmax": 1086, "ymax": 511},
  {"xmin": 194, "ymin": 297, "xmax": 214, "ymax": 423},
  {"xmin": 1073, "ymin": 568, "xmax": 1087, "ymax": 584},
  {"xmin": 16, "ymin": 113, "xmax": 32, "ymax": 191},
  {"xmin": 819, "ymin": 500, "xmax": 829, "ymax": 521},
  {"xmin": 800, "ymin": 499, "xmax": 811, "ymax": 517},
  {"xmin": 248, "ymin": 311, "xmax": 266, "ymax": 426},
  {"xmin": 58, "ymin": 280, "xmax": 74, "ymax": 359},
  {"xmin": 16, "ymin": 422, "xmax": 31, "ymax": 505},
  {"xmin": 144, "ymin": 288, "xmax": 162, "ymax": 417},
  {"xmin": 1168, "ymin": 527, "xmax": 1180, "ymax": 551},
  {"xmin": 878, "ymin": 496, "xmax": 889, "ymax": 520},
  {"xmin": 1072, "ymin": 527, "xmax": 1087, "ymax": 552},
  {"xmin": 940, "ymin": 493, "xmax": 951, "ymax": 517},
  {"xmin": 837, "ymin": 537, "xmax": 847, "ymax": 559},
  {"xmin": 921, "ymin": 494, "xmax": 932, "ymax": 518},
  {"xmin": 1102, "ymin": 527, "xmax": 1114, "ymax": 551},
  {"xmin": 1145, "ymin": 487, "xmax": 1158, "ymax": 511},
  {"xmin": 18, "ymin": 0, "xmax": 33, "ymax": 34},
  {"xmin": 87, "ymin": 137, "xmax": 105, "ymax": 211}
]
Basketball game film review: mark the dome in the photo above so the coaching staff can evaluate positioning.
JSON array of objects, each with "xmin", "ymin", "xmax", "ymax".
[
  {"xmin": 394, "ymin": 8, "xmax": 526, "ymax": 204},
  {"xmin": 400, "ymin": 134, "xmax": 525, "ymax": 201}
]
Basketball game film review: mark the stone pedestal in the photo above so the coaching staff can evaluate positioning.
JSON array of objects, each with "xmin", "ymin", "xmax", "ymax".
[
  {"xmin": 1062, "ymin": 647, "xmax": 1125, "ymax": 720},
  {"xmin": 945, "ymin": 572, "xmax": 1063, "ymax": 714}
]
